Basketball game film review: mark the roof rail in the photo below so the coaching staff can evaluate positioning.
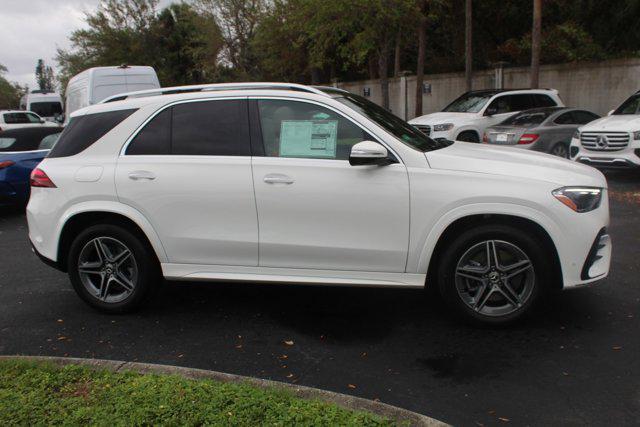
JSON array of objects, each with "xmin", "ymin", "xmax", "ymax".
[{"xmin": 100, "ymin": 82, "xmax": 329, "ymax": 103}]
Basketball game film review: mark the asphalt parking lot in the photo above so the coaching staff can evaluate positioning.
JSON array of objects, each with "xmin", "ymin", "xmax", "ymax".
[{"xmin": 1, "ymin": 171, "xmax": 639, "ymax": 426}]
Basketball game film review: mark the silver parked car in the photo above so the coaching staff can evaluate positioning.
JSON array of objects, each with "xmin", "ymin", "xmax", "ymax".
[{"xmin": 483, "ymin": 107, "xmax": 600, "ymax": 158}]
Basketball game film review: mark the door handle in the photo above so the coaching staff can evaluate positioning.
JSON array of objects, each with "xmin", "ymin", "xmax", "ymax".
[
  {"xmin": 128, "ymin": 171, "xmax": 156, "ymax": 181},
  {"xmin": 263, "ymin": 174, "xmax": 294, "ymax": 185}
]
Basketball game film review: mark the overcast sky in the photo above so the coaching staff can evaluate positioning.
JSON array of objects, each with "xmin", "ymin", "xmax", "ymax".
[{"xmin": 0, "ymin": 0, "xmax": 174, "ymax": 90}]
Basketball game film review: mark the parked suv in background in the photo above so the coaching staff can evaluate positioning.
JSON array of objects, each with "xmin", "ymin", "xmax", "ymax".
[
  {"xmin": 409, "ymin": 89, "xmax": 564, "ymax": 142},
  {"xmin": 484, "ymin": 107, "xmax": 600, "ymax": 158},
  {"xmin": 27, "ymin": 83, "xmax": 609, "ymax": 325},
  {"xmin": 0, "ymin": 110, "xmax": 59, "ymax": 131},
  {"xmin": 570, "ymin": 90, "xmax": 640, "ymax": 169}
]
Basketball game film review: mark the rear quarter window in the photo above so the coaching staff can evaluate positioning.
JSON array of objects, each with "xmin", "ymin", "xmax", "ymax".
[{"xmin": 48, "ymin": 109, "xmax": 136, "ymax": 158}]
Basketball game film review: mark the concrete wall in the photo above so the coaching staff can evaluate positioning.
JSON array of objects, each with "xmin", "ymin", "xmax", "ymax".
[{"xmin": 334, "ymin": 58, "xmax": 640, "ymax": 120}]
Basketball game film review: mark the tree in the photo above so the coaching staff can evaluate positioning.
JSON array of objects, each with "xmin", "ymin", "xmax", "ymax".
[
  {"xmin": 464, "ymin": 0, "xmax": 472, "ymax": 91},
  {"xmin": 154, "ymin": 3, "xmax": 224, "ymax": 85},
  {"xmin": 530, "ymin": 0, "xmax": 541, "ymax": 88},
  {"xmin": 415, "ymin": 0, "xmax": 428, "ymax": 116},
  {"xmin": 56, "ymin": 0, "xmax": 225, "ymax": 90},
  {"xmin": 35, "ymin": 59, "xmax": 56, "ymax": 92},
  {"xmin": 194, "ymin": 0, "xmax": 269, "ymax": 80},
  {"xmin": 0, "ymin": 64, "xmax": 26, "ymax": 109}
]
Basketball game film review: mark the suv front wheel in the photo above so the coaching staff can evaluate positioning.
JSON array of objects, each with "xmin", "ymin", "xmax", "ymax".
[
  {"xmin": 67, "ymin": 224, "xmax": 159, "ymax": 313},
  {"xmin": 438, "ymin": 224, "xmax": 547, "ymax": 324}
]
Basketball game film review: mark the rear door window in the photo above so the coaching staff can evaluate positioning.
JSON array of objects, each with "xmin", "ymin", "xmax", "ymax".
[
  {"xmin": 532, "ymin": 94, "xmax": 558, "ymax": 108},
  {"xmin": 125, "ymin": 99, "xmax": 251, "ymax": 156},
  {"xmin": 48, "ymin": 109, "xmax": 136, "ymax": 158},
  {"xmin": 172, "ymin": 100, "xmax": 250, "ymax": 156},
  {"xmin": 126, "ymin": 108, "xmax": 171, "ymax": 155},
  {"xmin": 554, "ymin": 112, "xmax": 575, "ymax": 124},
  {"xmin": 572, "ymin": 110, "xmax": 600, "ymax": 124}
]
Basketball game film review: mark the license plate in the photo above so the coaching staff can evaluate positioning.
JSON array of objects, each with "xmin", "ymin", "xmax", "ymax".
[{"xmin": 496, "ymin": 133, "xmax": 508, "ymax": 142}]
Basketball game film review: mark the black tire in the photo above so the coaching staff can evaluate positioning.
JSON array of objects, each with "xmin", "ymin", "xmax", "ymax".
[
  {"xmin": 67, "ymin": 223, "xmax": 160, "ymax": 313},
  {"xmin": 457, "ymin": 131, "xmax": 480, "ymax": 143},
  {"xmin": 437, "ymin": 224, "xmax": 549, "ymax": 325},
  {"xmin": 549, "ymin": 142, "xmax": 569, "ymax": 158}
]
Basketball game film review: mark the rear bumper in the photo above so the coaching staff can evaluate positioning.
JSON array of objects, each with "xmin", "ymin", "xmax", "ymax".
[{"xmin": 30, "ymin": 239, "xmax": 64, "ymax": 271}]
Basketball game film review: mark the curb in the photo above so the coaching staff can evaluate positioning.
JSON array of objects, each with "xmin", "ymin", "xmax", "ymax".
[{"xmin": 0, "ymin": 355, "xmax": 448, "ymax": 426}]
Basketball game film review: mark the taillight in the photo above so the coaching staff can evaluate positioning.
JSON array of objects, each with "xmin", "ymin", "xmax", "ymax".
[
  {"xmin": 30, "ymin": 168, "xmax": 56, "ymax": 188},
  {"xmin": 518, "ymin": 133, "xmax": 539, "ymax": 144},
  {"xmin": 482, "ymin": 133, "xmax": 488, "ymax": 143},
  {"xmin": 0, "ymin": 160, "xmax": 15, "ymax": 169}
]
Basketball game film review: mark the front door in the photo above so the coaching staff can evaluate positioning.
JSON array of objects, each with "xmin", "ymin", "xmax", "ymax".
[
  {"xmin": 251, "ymin": 98, "xmax": 410, "ymax": 272},
  {"xmin": 115, "ymin": 98, "xmax": 259, "ymax": 266}
]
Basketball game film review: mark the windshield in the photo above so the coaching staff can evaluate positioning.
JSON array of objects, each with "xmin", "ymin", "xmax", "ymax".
[
  {"xmin": 501, "ymin": 110, "xmax": 552, "ymax": 126},
  {"xmin": 30, "ymin": 102, "xmax": 63, "ymax": 117},
  {"xmin": 330, "ymin": 91, "xmax": 452, "ymax": 152},
  {"xmin": 613, "ymin": 94, "xmax": 640, "ymax": 115},
  {"xmin": 443, "ymin": 92, "xmax": 494, "ymax": 113}
]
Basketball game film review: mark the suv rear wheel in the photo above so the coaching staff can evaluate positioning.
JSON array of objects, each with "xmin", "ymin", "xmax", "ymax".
[
  {"xmin": 437, "ymin": 224, "xmax": 547, "ymax": 324},
  {"xmin": 67, "ymin": 224, "xmax": 159, "ymax": 313}
]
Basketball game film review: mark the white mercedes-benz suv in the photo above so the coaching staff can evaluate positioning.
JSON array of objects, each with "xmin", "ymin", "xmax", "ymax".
[
  {"xmin": 409, "ymin": 89, "xmax": 564, "ymax": 143},
  {"xmin": 570, "ymin": 90, "xmax": 640, "ymax": 169},
  {"xmin": 27, "ymin": 83, "xmax": 610, "ymax": 324}
]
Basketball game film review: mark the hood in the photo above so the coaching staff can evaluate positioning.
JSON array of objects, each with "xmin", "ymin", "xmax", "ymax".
[
  {"xmin": 426, "ymin": 142, "xmax": 606, "ymax": 188},
  {"xmin": 409, "ymin": 111, "xmax": 477, "ymax": 125},
  {"xmin": 581, "ymin": 114, "xmax": 640, "ymax": 131}
]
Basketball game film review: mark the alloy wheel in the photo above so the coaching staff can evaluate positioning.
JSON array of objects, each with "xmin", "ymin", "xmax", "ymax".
[
  {"xmin": 551, "ymin": 144, "xmax": 568, "ymax": 158},
  {"xmin": 455, "ymin": 240, "xmax": 535, "ymax": 317},
  {"xmin": 77, "ymin": 237, "xmax": 138, "ymax": 303}
]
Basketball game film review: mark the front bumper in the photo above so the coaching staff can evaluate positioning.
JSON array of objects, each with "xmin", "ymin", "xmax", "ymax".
[{"xmin": 570, "ymin": 137, "xmax": 640, "ymax": 169}]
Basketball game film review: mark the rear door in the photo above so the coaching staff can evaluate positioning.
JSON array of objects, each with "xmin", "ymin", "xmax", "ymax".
[{"xmin": 115, "ymin": 98, "xmax": 259, "ymax": 266}]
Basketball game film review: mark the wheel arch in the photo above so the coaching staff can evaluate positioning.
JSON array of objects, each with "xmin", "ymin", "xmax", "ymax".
[
  {"xmin": 455, "ymin": 128, "xmax": 481, "ymax": 142},
  {"xmin": 55, "ymin": 203, "xmax": 168, "ymax": 272},
  {"xmin": 422, "ymin": 212, "xmax": 563, "ymax": 290}
]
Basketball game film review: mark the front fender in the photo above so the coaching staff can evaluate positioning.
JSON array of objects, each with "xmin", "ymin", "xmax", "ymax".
[{"xmin": 413, "ymin": 202, "xmax": 563, "ymax": 274}]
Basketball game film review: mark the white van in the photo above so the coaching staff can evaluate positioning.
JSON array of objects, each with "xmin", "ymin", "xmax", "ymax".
[
  {"xmin": 19, "ymin": 91, "xmax": 64, "ymax": 123},
  {"xmin": 64, "ymin": 66, "xmax": 160, "ymax": 123}
]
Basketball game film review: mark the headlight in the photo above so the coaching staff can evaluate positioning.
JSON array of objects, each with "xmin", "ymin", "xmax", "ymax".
[
  {"xmin": 552, "ymin": 187, "xmax": 602, "ymax": 213},
  {"xmin": 573, "ymin": 130, "xmax": 580, "ymax": 140},
  {"xmin": 433, "ymin": 123, "xmax": 454, "ymax": 132},
  {"xmin": 633, "ymin": 131, "xmax": 640, "ymax": 140}
]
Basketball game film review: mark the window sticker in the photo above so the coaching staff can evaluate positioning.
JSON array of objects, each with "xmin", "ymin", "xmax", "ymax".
[{"xmin": 279, "ymin": 120, "xmax": 338, "ymax": 158}]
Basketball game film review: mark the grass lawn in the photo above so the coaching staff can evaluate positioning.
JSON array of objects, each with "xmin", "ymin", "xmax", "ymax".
[{"xmin": 0, "ymin": 359, "xmax": 398, "ymax": 426}]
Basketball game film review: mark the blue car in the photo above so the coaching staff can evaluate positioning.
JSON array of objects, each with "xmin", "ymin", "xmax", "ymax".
[{"xmin": 0, "ymin": 127, "xmax": 62, "ymax": 206}]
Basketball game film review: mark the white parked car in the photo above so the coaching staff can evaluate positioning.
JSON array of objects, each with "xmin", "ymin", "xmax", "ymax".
[
  {"xmin": 27, "ymin": 83, "xmax": 610, "ymax": 324},
  {"xmin": 570, "ymin": 90, "xmax": 640, "ymax": 168},
  {"xmin": 409, "ymin": 89, "xmax": 564, "ymax": 143},
  {"xmin": 0, "ymin": 110, "xmax": 59, "ymax": 131}
]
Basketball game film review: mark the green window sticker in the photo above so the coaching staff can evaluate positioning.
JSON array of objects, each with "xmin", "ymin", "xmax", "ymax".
[{"xmin": 279, "ymin": 120, "xmax": 338, "ymax": 158}]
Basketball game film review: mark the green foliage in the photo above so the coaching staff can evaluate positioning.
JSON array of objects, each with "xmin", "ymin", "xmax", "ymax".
[
  {"xmin": 0, "ymin": 65, "xmax": 26, "ymax": 109},
  {"xmin": 56, "ymin": 0, "xmax": 225, "ymax": 91},
  {"xmin": 35, "ymin": 59, "xmax": 56, "ymax": 91},
  {"xmin": 55, "ymin": 0, "xmax": 640, "ymax": 89},
  {"xmin": 0, "ymin": 359, "xmax": 396, "ymax": 426}
]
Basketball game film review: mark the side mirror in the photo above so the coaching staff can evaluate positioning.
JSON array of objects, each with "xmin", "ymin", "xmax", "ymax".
[
  {"xmin": 485, "ymin": 106, "xmax": 498, "ymax": 116},
  {"xmin": 607, "ymin": 110, "xmax": 614, "ymax": 116},
  {"xmin": 39, "ymin": 119, "xmax": 45, "ymax": 124},
  {"xmin": 349, "ymin": 141, "xmax": 390, "ymax": 166},
  {"xmin": 55, "ymin": 114, "xmax": 64, "ymax": 124}
]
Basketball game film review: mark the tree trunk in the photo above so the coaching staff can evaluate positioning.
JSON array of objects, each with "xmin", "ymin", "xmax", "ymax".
[
  {"xmin": 368, "ymin": 56, "xmax": 378, "ymax": 80},
  {"xmin": 310, "ymin": 67, "xmax": 322, "ymax": 85},
  {"xmin": 415, "ymin": 2, "xmax": 427, "ymax": 117},
  {"xmin": 465, "ymin": 0, "xmax": 473, "ymax": 92},
  {"xmin": 530, "ymin": 0, "xmax": 542, "ymax": 88},
  {"xmin": 394, "ymin": 34, "xmax": 402, "ymax": 77},
  {"xmin": 378, "ymin": 42, "xmax": 390, "ymax": 110}
]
